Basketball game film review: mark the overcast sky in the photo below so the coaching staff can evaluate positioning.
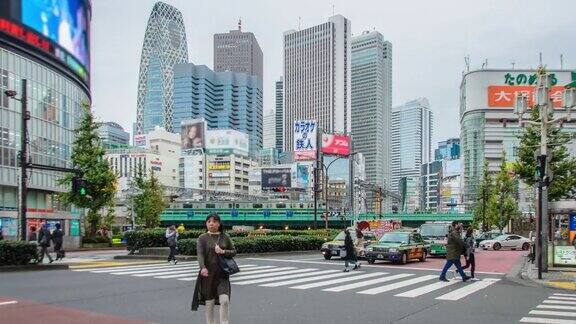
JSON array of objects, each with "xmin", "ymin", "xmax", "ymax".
[{"xmin": 91, "ymin": 0, "xmax": 576, "ymax": 146}]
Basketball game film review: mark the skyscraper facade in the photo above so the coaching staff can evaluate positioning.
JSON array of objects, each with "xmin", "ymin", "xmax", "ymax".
[
  {"xmin": 263, "ymin": 111, "xmax": 276, "ymax": 149},
  {"xmin": 99, "ymin": 122, "xmax": 130, "ymax": 149},
  {"xmin": 275, "ymin": 77, "xmax": 284, "ymax": 152},
  {"xmin": 391, "ymin": 98, "xmax": 433, "ymax": 193},
  {"xmin": 172, "ymin": 63, "xmax": 263, "ymax": 154},
  {"xmin": 351, "ymin": 31, "xmax": 392, "ymax": 208},
  {"xmin": 136, "ymin": 2, "xmax": 189, "ymax": 135},
  {"xmin": 435, "ymin": 138, "xmax": 460, "ymax": 161},
  {"xmin": 214, "ymin": 23, "xmax": 263, "ymax": 80},
  {"xmin": 283, "ymin": 15, "xmax": 351, "ymax": 152}
]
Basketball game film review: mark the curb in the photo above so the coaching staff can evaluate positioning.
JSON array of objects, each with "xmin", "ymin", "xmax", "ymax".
[
  {"xmin": 114, "ymin": 250, "xmax": 320, "ymax": 261},
  {"xmin": 0, "ymin": 263, "xmax": 69, "ymax": 272},
  {"xmin": 506, "ymin": 256, "xmax": 539, "ymax": 287}
]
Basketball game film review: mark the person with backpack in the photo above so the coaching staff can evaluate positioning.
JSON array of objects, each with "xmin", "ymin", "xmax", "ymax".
[
  {"xmin": 38, "ymin": 223, "xmax": 54, "ymax": 263},
  {"xmin": 52, "ymin": 223, "xmax": 65, "ymax": 261},
  {"xmin": 166, "ymin": 225, "xmax": 178, "ymax": 264}
]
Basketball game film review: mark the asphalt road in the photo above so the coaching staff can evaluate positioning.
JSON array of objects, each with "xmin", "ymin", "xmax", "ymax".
[{"xmin": 0, "ymin": 252, "xmax": 570, "ymax": 324}]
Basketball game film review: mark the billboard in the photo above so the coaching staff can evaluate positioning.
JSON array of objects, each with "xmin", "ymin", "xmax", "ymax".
[
  {"xmin": 134, "ymin": 134, "xmax": 147, "ymax": 148},
  {"xmin": 0, "ymin": 0, "xmax": 91, "ymax": 86},
  {"xmin": 488, "ymin": 85, "xmax": 566, "ymax": 108},
  {"xmin": 205, "ymin": 129, "xmax": 249, "ymax": 156},
  {"xmin": 293, "ymin": 120, "xmax": 317, "ymax": 161},
  {"xmin": 181, "ymin": 119, "xmax": 205, "ymax": 150},
  {"xmin": 209, "ymin": 171, "xmax": 229, "ymax": 178},
  {"xmin": 321, "ymin": 133, "xmax": 351, "ymax": 156},
  {"xmin": 261, "ymin": 168, "xmax": 291, "ymax": 189},
  {"xmin": 208, "ymin": 163, "xmax": 230, "ymax": 171},
  {"xmin": 296, "ymin": 164, "xmax": 310, "ymax": 188}
]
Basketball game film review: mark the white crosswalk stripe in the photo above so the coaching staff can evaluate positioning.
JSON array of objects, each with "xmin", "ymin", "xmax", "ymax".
[
  {"xmin": 395, "ymin": 278, "xmax": 459, "ymax": 298},
  {"xmin": 275, "ymin": 272, "xmax": 384, "ymax": 289},
  {"xmin": 154, "ymin": 265, "xmax": 263, "ymax": 279},
  {"xmin": 323, "ymin": 273, "xmax": 413, "ymax": 292},
  {"xmin": 228, "ymin": 267, "xmax": 295, "ymax": 277},
  {"xmin": 233, "ymin": 270, "xmax": 339, "ymax": 286},
  {"xmin": 74, "ymin": 262, "xmax": 198, "ymax": 272},
  {"xmin": 357, "ymin": 275, "xmax": 437, "ymax": 295},
  {"xmin": 435, "ymin": 278, "xmax": 500, "ymax": 300},
  {"xmin": 231, "ymin": 268, "xmax": 317, "ymax": 282},
  {"xmin": 519, "ymin": 293, "xmax": 576, "ymax": 323}
]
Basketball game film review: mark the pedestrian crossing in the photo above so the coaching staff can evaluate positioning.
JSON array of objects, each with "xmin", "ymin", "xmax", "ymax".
[
  {"xmin": 72, "ymin": 261, "xmax": 500, "ymax": 301},
  {"xmin": 520, "ymin": 293, "xmax": 576, "ymax": 323}
]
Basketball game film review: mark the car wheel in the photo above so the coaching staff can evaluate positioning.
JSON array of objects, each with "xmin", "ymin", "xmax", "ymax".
[
  {"xmin": 323, "ymin": 254, "xmax": 332, "ymax": 260},
  {"xmin": 493, "ymin": 242, "xmax": 502, "ymax": 251},
  {"xmin": 400, "ymin": 252, "xmax": 408, "ymax": 264},
  {"xmin": 522, "ymin": 242, "xmax": 530, "ymax": 251},
  {"xmin": 419, "ymin": 251, "xmax": 427, "ymax": 262},
  {"xmin": 367, "ymin": 258, "xmax": 375, "ymax": 264}
]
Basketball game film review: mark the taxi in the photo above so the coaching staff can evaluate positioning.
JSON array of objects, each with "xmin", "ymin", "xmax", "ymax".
[{"xmin": 365, "ymin": 231, "xmax": 428, "ymax": 264}]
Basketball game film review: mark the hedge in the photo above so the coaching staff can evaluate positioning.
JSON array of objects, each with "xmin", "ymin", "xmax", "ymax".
[
  {"xmin": 0, "ymin": 241, "xmax": 38, "ymax": 266},
  {"xmin": 176, "ymin": 235, "xmax": 325, "ymax": 256},
  {"xmin": 82, "ymin": 236, "xmax": 112, "ymax": 244}
]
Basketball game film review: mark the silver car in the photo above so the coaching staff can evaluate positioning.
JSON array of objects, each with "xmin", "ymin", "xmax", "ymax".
[{"xmin": 480, "ymin": 234, "xmax": 531, "ymax": 251}]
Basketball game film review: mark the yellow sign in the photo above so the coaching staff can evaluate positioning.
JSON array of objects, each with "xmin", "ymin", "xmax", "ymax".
[{"xmin": 208, "ymin": 163, "xmax": 230, "ymax": 171}]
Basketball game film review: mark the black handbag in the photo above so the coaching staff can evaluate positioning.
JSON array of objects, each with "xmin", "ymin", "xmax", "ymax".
[{"xmin": 217, "ymin": 235, "xmax": 240, "ymax": 276}]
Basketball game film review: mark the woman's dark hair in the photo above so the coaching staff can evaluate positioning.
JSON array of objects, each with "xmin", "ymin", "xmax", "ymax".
[
  {"xmin": 466, "ymin": 227, "xmax": 473, "ymax": 237},
  {"xmin": 205, "ymin": 213, "xmax": 224, "ymax": 233},
  {"xmin": 55, "ymin": 223, "xmax": 61, "ymax": 229}
]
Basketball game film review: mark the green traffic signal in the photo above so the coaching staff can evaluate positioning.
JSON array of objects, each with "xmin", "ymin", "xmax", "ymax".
[{"xmin": 79, "ymin": 187, "xmax": 87, "ymax": 196}]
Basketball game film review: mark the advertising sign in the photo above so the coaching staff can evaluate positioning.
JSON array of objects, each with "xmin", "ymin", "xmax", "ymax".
[
  {"xmin": 321, "ymin": 134, "xmax": 351, "ymax": 156},
  {"xmin": 293, "ymin": 120, "xmax": 317, "ymax": 161},
  {"xmin": 181, "ymin": 119, "xmax": 205, "ymax": 150},
  {"xmin": 296, "ymin": 164, "xmax": 310, "ymax": 188},
  {"xmin": 261, "ymin": 168, "xmax": 291, "ymax": 189},
  {"xmin": 208, "ymin": 163, "xmax": 230, "ymax": 171},
  {"xmin": 0, "ymin": 217, "xmax": 17, "ymax": 236},
  {"xmin": 209, "ymin": 171, "xmax": 229, "ymax": 178},
  {"xmin": 205, "ymin": 130, "xmax": 249, "ymax": 156},
  {"xmin": 488, "ymin": 85, "xmax": 565, "ymax": 108},
  {"xmin": 134, "ymin": 134, "xmax": 147, "ymax": 147},
  {"xmin": 554, "ymin": 246, "xmax": 576, "ymax": 266},
  {"xmin": 70, "ymin": 219, "xmax": 80, "ymax": 236},
  {"xmin": 356, "ymin": 219, "xmax": 402, "ymax": 239}
]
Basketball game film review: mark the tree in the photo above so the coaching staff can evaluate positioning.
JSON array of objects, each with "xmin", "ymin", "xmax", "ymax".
[
  {"xmin": 133, "ymin": 168, "xmax": 166, "ymax": 228},
  {"xmin": 59, "ymin": 104, "xmax": 117, "ymax": 236},
  {"xmin": 473, "ymin": 161, "xmax": 497, "ymax": 232},
  {"xmin": 492, "ymin": 154, "xmax": 520, "ymax": 232},
  {"xmin": 514, "ymin": 106, "xmax": 576, "ymax": 201}
]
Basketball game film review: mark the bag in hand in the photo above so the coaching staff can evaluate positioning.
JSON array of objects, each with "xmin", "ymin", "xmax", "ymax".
[{"xmin": 217, "ymin": 235, "xmax": 239, "ymax": 276}]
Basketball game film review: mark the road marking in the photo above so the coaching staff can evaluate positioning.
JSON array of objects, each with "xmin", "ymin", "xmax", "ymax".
[
  {"xmin": 544, "ymin": 301, "xmax": 576, "ymax": 306},
  {"xmin": 154, "ymin": 265, "xmax": 262, "ymax": 279},
  {"xmin": 288, "ymin": 272, "xmax": 384, "ymax": 289},
  {"xmin": 69, "ymin": 261, "xmax": 163, "ymax": 269},
  {"xmin": 550, "ymin": 297, "xmax": 576, "ymax": 301},
  {"xmin": 228, "ymin": 267, "xmax": 294, "ymax": 277},
  {"xmin": 109, "ymin": 265, "xmax": 199, "ymax": 275},
  {"xmin": 537, "ymin": 305, "xmax": 576, "ymax": 311},
  {"xmin": 357, "ymin": 275, "xmax": 437, "ymax": 295},
  {"xmin": 83, "ymin": 263, "xmax": 198, "ymax": 273},
  {"xmin": 554, "ymin": 294, "xmax": 576, "ymax": 297},
  {"xmin": 246, "ymin": 257, "xmax": 506, "ymax": 275},
  {"xmin": 73, "ymin": 262, "xmax": 195, "ymax": 272},
  {"xmin": 0, "ymin": 301, "xmax": 18, "ymax": 306},
  {"xmin": 231, "ymin": 268, "xmax": 317, "ymax": 282},
  {"xmin": 395, "ymin": 278, "xmax": 459, "ymax": 297},
  {"xmin": 176, "ymin": 266, "xmax": 292, "ymax": 282},
  {"xmin": 262, "ymin": 271, "xmax": 370, "ymax": 288},
  {"xmin": 233, "ymin": 270, "xmax": 339, "ymax": 285},
  {"xmin": 435, "ymin": 278, "xmax": 500, "ymax": 300},
  {"xmin": 323, "ymin": 273, "xmax": 413, "ymax": 292},
  {"xmin": 529, "ymin": 310, "xmax": 576, "ymax": 318},
  {"xmin": 520, "ymin": 317, "xmax": 576, "ymax": 324},
  {"xmin": 133, "ymin": 268, "xmax": 200, "ymax": 277}
]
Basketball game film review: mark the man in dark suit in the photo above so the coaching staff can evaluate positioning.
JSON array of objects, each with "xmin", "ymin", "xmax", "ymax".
[{"xmin": 38, "ymin": 224, "xmax": 54, "ymax": 263}]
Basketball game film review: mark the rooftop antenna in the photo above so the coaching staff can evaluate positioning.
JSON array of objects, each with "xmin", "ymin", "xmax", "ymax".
[
  {"xmin": 332, "ymin": 3, "xmax": 335, "ymax": 16},
  {"xmin": 464, "ymin": 56, "xmax": 470, "ymax": 72},
  {"xmin": 560, "ymin": 54, "xmax": 564, "ymax": 69},
  {"xmin": 539, "ymin": 52, "xmax": 543, "ymax": 66},
  {"xmin": 238, "ymin": 17, "xmax": 242, "ymax": 31},
  {"xmin": 298, "ymin": 16, "xmax": 301, "ymax": 31},
  {"xmin": 511, "ymin": 61, "xmax": 515, "ymax": 70}
]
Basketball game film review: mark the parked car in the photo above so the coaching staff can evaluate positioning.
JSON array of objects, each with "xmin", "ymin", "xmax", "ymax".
[
  {"xmin": 480, "ymin": 234, "xmax": 532, "ymax": 251},
  {"xmin": 475, "ymin": 231, "xmax": 503, "ymax": 247},
  {"xmin": 321, "ymin": 229, "xmax": 376, "ymax": 260},
  {"xmin": 364, "ymin": 230, "xmax": 428, "ymax": 264},
  {"xmin": 418, "ymin": 221, "xmax": 451, "ymax": 257}
]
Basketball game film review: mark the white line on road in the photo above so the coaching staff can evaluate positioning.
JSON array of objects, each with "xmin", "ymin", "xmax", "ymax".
[
  {"xmin": 0, "ymin": 301, "xmax": 18, "ymax": 306},
  {"xmin": 228, "ymin": 267, "xmax": 293, "ymax": 277},
  {"xmin": 287, "ymin": 272, "xmax": 384, "ymax": 289},
  {"xmin": 357, "ymin": 275, "xmax": 437, "ymax": 295},
  {"xmin": 538, "ymin": 305, "xmax": 576, "ymax": 311},
  {"xmin": 152, "ymin": 265, "xmax": 262, "ymax": 279},
  {"xmin": 435, "ymin": 278, "xmax": 500, "ymax": 301},
  {"xmin": 246, "ymin": 257, "xmax": 506, "ymax": 275},
  {"xmin": 74, "ymin": 262, "xmax": 198, "ymax": 272},
  {"xmin": 550, "ymin": 297, "xmax": 576, "ymax": 301},
  {"xmin": 529, "ymin": 310, "xmax": 576, "ymax": 318},
  {"xmin": 544, "ymin": 300, "xmax": 576, "ymax": 306},
  {"xmin": 88, "ymin": 263, "xmax": 198, "ymax": 274},
  {"xmin": 554, "ymin": 294, "xmax": 576, "ymax": 298},
  {"xmin": 133, "ymin": 268, "xmax": 200, "ymax": 277},
  {"xmin": 520, "ymin": 317, "xmax": 576, "ymax": 324},
  {"xmin": 233, "ymin": 270, "xmax": 339, "ymax": 285},
  {"xmin": 109, "ymin": 265, "xmax": 199, "ymax": 275},
  {"xmin": 230, "ymin": 268, "xmax": 316, "ymax": 282},
  {"xmin": 323, "ymin": 273, "xmax": 413, "ymax": 292},
  {"xmin": 395, "ymin": 278, "xmax": 459, "ymax": 298}
]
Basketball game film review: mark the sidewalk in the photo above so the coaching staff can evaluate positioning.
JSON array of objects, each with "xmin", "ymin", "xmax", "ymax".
[{"xmin": 522, "ymin": 257, "xmax": 576, "ymax": 291}]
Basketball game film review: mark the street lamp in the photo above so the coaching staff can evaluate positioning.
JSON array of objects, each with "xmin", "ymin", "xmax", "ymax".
[
  {"xmin": 321, "ymin": 152, "xmax": 358, "ymax": 230},
  {"xmin": 514, "ymin": 67, "xmax": 576, "ymax": 279}
]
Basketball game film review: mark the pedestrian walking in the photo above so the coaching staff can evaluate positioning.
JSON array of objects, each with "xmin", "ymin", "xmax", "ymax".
[
  {"xmin": 166, "ymin": 225, "xmax": 178, "ymax": 264},
  {"xmin": 191, "ymin": 214, "xmax": 236, "ymax": 324},
  {"xmin": 0, "ymin": 227, "xmax": 3, "ymax": 241},
  {"xmin": 461, "ymin": 227, "xmax": 476, "ymax": 280},
  {"xmin": 439, "ymin": 221, "xmax": 470, "ymax": 282},
  {"xmin": 37, "ymin": 224, "xmax": 54, "ymax": 263},
  {"xmin": 28, "ymin": 226, "xmax": 38, "ymax": 242},
  {"xmin": 52, "ymin": 223, "xmax": 65, "ymax": 260},
  {"xmin": 343, "ymin": 229, "xmax": 360, "ymax": 272}
]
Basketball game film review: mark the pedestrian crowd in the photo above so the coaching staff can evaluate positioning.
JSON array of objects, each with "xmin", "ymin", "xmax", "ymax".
[
  {"xmin": 27, "ymin": 223, "xmax": 65, "ymax": 263},
  {"xmin": 439, "ymin": 221, "xmax": 477, "ymax": 282}
]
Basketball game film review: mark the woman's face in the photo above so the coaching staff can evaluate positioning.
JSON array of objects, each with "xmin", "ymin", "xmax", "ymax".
[
  {"xmin": 206, "ymin": 217, "xmax": 220, "ymax": 233},
  {"xmin": 187, "ymin": 126, "xmax": 197, "ymax": 139}
]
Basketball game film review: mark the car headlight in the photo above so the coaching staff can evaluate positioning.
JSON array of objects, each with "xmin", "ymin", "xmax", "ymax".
[
  {"xmin": 367, "ymin": 247, "xmax": 373, "ymax": 252},
  {"xmin": 389, "ymin": 248, "xmax": 398, "ymax": 253}
]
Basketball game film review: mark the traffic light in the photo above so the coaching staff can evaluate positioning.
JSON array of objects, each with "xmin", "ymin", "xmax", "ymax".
[{"xmin": 72, "ymin": 176, "xmax": 88, "ymax": 197}]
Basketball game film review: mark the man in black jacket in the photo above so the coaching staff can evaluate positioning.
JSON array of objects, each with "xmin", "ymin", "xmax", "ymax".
[
  {"xmin": 38, "ymin": 224, "xmax": 54, "ymax": 263},
  {"xmin": 52, "ymin": 223, "xmax": 64, "ymax": 260}
]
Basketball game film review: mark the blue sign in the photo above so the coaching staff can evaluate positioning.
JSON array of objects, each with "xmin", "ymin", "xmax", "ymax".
[
  {"xmin": 231, "ymin": 210, "xmax": 239, "ymax": 218},
  {"xmin": 286, "ymin": 210, "xmax": 294, "ymax": 218},
  {"xmin": 570, "ymin": 213, "xmax": 576, "ymax": 231},
  {"xmin": 263, "ymin": 210, "xmax": 271, "ymax": 218},
  {"xmin": 186, "ymin": 210, "xmax": 194, "ymax": 219}
]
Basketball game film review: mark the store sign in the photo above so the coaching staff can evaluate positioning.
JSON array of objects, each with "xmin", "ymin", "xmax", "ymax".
[
  {"xmin": 208, "ymin": 163, "xmax": 230, "ymax": 171},
  {"xmin": 554, "ymin": 246, "xmax": 576, "ymax": 265},
  {"xmin": 321, "ymin": 133, "xmax": 350, "ymax": 156},
  {"xmin": 209, "ymin": 171, "xmax": 229, "ymax": 178},
  {"xmin": 503, "ymin": 73, "xmax": 557, "ymax": 86},
  {"xmin": 293, "ymin": 120, "xmax": 317, "ymax": 161},
  {"xmin": 261, "ymin": 168, "xmax": 292, "ymax": 189},
  {"xmin": 70, "ymin": 219, "xmax": 80, "ymax": 236},
  {"xmin": 488, "ymin": 85, "xmax": 565, "ymax": 108}
]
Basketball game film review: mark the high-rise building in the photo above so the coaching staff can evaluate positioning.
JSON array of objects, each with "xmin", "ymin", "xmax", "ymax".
[
  {"xmin": 99, "ymin": 122, "xmax": 130, "ymax": 149},
  {"xmin": 420, "ymin": 161, "xmax": 442, "ymax": 211},
  {"xmin": 351, "ymin": 30, "xmax": 392, "ymax": 210},
  {"xmin": 283, "ymin": 15, "xmax": 351, "ymax": 152},
  {"xmin": 399, "ymin": 176, "xmax": 420, "ymax": 212},
  {"xmin": 136, "ymin": 2, "xmax": 189, "ymax": 134},
  {"xmin": 435, "ymin": 138, "xmax": 460, "ymax": 161},
  {"xmin": 459, "ymin": 69, "xmax": 576, "ymax": 211},
  {"xmin": 0, "ymin": 0, "xmax": 92, "ymax": 245},
  {"xmin": 214, "ymin": 21, "xmax": 263, "ymax": 80},
  {"xmin": 275, "ymin": 77, "xmax": 284, "ymax": 152},
  {"xmin": 391, "ymin": 98, "xmax": 433, "ymax": 193},
  {"xmin": 172, "ymin": 63, "xmax": 263, "ymax": 154},
  {"xmin": 263, "ymin": 111, "xmax": 276, "ymax": 149}
]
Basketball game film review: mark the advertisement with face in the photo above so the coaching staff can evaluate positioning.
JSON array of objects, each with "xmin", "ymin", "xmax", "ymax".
[
  {"xmin": 261, "ymin": 168, "xmax": 291, "ymax": 189},
  {"xmin": 181, "ymin": 120, "xmax": 205, "ymax": 150}
]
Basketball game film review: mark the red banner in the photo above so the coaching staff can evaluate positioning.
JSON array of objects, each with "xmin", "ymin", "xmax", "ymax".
[{"xmin": 321, "ymin": 134, "xmax": 350, "ymax": 156}]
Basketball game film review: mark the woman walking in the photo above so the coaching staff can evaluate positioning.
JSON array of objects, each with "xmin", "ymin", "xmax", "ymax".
[
  {"xmin": 343, "ymin": 229, "xmax": 359, "ymax": 272},
  {"xmin": 192, "ymin": 214, "xmax": 236, "ymax": 324},
  {"xmin": 462, "ymin": 227, "xmax": 476, "ymax": 280},
  {"xmin": 166, "ymin": 225, "xmax": 178, "ymax": 264}
]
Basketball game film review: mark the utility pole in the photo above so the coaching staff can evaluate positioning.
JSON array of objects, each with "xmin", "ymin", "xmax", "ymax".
[
  {"xmin": 19, "ymin": 79, "xmax": 29, "ymax": 242},
  {"xmin": 348, "ymin": 135, "xmax": 354, "ymax": 227}
]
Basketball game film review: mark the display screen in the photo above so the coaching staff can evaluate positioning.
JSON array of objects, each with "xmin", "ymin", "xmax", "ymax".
[{"xmin": 21, "ymin": 0, "xmax": 89, "ymax": 68}]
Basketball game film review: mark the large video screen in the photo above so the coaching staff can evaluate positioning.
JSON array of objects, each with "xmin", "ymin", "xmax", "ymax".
[{"xmin": 21, "ymin": 0, "xmax": 89, "ymax": 68}]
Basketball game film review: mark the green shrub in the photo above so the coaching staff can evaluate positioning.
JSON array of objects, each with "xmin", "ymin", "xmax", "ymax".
[
  {"xmin": 82, "ymin": 236, "xmax": 112, "ymax": 244},
  {"xmin": 177, "ymin": 239, "xmax": 197, "ymax": 256},
  {"xmin": 0, "ymin": 240, "xmax": 38, "ymax": 266}
]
